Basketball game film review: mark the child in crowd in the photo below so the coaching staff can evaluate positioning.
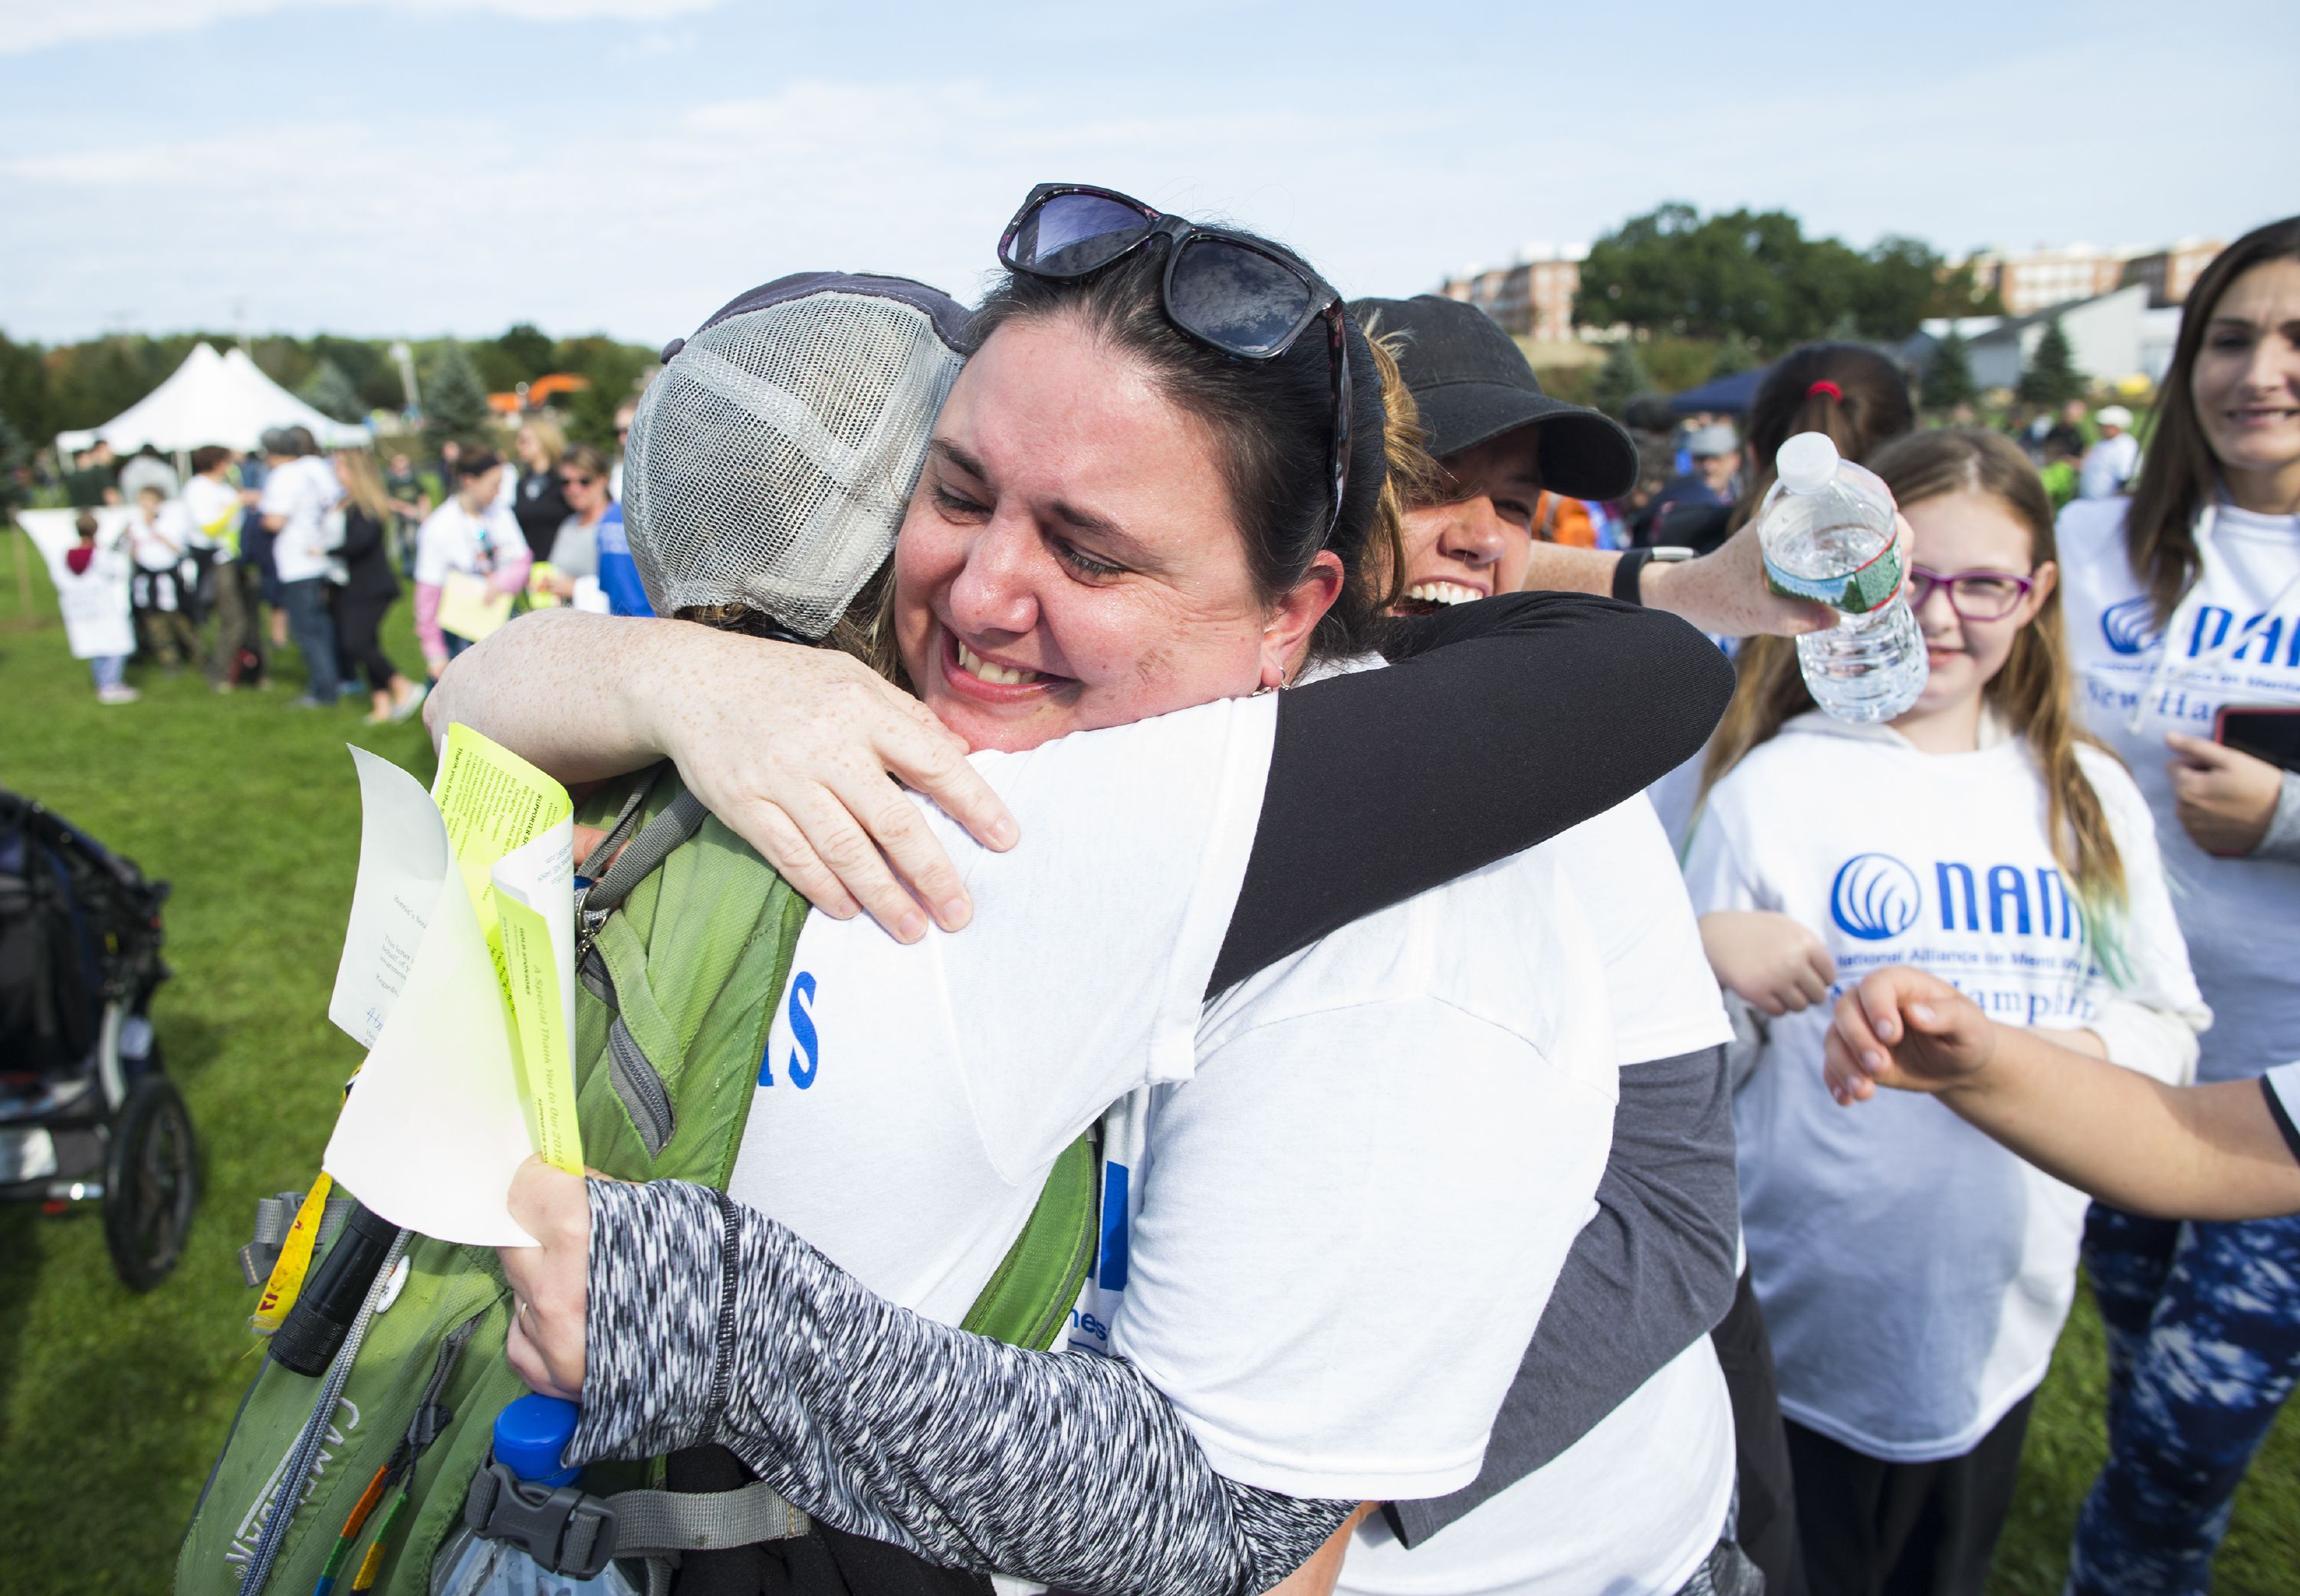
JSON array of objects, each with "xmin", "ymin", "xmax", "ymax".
[
  {"xmin": 58, "ymin": 511, "xmax": 137, "ymax": 704},
  {"xmin": 1682, "ymin": 428, "xmax": 2210, "ymax": 1596},
  {"xmin": 126, "ymin": 484, "xmax": 200, "ymax": 671}
]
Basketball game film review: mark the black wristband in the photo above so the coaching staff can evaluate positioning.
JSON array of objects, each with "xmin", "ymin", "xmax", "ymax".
[{"xmin": 1611, "ymin": 548, "xmax": 1651, "ymax": 605}]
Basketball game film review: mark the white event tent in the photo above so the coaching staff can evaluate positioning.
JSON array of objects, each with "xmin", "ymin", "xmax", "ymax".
[{"xmin": 54, "ymin": 342, "xmax": 369, "ymax": 455}]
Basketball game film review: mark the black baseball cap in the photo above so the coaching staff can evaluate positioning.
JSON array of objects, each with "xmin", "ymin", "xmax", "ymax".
[{"xmin": 1350, "ymin": 294, "xmax": 1638, "ymax": 501}]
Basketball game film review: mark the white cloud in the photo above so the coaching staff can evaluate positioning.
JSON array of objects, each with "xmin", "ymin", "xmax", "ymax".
[
  {"xmin": 0, "ymin": 25, "xmax": 2279, "ymax": 345},
  {"xmin": 0, "ymin": 0, "xmax": 721, "ymax": 56}
]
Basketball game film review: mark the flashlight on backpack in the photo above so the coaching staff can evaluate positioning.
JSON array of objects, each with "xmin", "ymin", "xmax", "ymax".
[{"xmin": 269, "ymin": 1201, "xmax": 401, "ymax": 1376}]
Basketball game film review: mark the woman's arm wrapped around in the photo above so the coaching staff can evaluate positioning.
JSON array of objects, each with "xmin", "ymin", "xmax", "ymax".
[{"xmin": 506, "ymin": 1169, "xmax": 1352, "ymax": 1596}]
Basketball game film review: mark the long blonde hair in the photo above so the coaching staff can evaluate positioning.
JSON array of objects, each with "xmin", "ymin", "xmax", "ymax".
[
  {"xmin": 1704, "ymin": 428, "xmax": 2127, "ymax": 921},
  {"xmin": 335, "ymin": 448, "xmax": 394, "ymax": 522}
]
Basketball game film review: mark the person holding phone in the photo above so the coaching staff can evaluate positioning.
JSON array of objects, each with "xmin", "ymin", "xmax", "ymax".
[{"xmin": 2051, "ymin": 215, "xmax": 2300, "ymax": 1596}]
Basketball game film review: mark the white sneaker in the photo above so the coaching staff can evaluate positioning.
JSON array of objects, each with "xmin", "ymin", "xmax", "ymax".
[{"xmin": 97, "ymin": 685, "xmax": 141, "ymax": 704}]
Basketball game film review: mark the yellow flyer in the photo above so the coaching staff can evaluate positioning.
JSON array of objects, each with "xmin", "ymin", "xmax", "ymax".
[
  {"xmin": 322, "ymin": 727, "xmax": 585, "ymax": 1246},
  {"xmin": 437, "ymin": 569, "xmax": 515, "ymax": 643}
]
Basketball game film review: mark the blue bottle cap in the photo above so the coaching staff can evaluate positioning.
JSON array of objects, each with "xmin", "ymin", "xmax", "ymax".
[{"xmin": 493, "ymin": 1394, "xmax": 581, "ymax": 1487}]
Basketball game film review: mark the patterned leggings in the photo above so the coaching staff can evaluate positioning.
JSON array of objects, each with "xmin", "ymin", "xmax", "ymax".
[{"xmin": 2070, "ymin": 1204, "xmax": 2300, "ymax": 1596}]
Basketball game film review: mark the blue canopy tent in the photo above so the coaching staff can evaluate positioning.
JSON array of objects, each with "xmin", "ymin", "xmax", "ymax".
[{"xmin": 1669, "ymin": 365, "xmax": 1771, "ymax": 416}]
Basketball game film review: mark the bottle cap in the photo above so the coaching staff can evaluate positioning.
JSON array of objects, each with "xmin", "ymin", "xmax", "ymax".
[
  {"xmin": 1776, "ymin": 432, "xmax": 1840, "ymax": 495},
  {"xmin": 494, "ymin": 1394, "xmax": 581, "ymax": 1486}
]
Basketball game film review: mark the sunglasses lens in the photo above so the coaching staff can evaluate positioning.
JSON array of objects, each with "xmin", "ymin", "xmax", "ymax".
[
  {"xmin": 1168, "ymin": 237, "xmax": 1314, "ymax": 357},
  {"xmin": 1009, "ymin": 192, "xmax": 1151, "ymax": 276}
]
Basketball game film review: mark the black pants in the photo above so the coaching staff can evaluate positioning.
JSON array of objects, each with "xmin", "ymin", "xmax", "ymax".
[
  {"xmin": 335, "ymin": 590, "xmax": 402, "ymax": 695},
  {"xmin": 665, "ymin": 1445, "xmax": 990, "ymax": 1596},
  {"xmin": 1713, "ymin": 1264, "xmax": 1806, "ymax": 1596},
  {"xmin": 1784, "ymin": 1394, "xmax": 2034, "ymax": 1596}
]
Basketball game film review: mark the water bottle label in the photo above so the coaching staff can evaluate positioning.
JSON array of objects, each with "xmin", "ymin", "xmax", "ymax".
[{"xmin": 1765, "ymin": 537, "xmax": 1904, "ymax": 614}]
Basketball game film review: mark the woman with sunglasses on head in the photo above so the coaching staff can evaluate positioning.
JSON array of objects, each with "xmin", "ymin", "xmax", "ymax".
[
  {"xmin": 439, "ymin": 195, "xmax": 1740, "ymax": 1596},
  {"xmin": 1684, "ymin": 429, "xmax": 2208, "ymax": 1596},
  {"xmin": 2042, "ymin": 215, "xmax": 2300, "ymax": 1596}
]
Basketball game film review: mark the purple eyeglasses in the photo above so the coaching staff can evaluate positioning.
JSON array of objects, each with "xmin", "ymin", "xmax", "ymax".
[{"xmin": 1908, "ymin": 563, "xmax": 2036, "ymax": 621}]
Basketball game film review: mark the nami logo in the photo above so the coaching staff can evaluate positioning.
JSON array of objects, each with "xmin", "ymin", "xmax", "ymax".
[
  {"xmin": 2101, "ymin": 594, "xmax": 2163, "ymax": 656},
  {"xmin": 1830, "ymin": 853, "xmax": 1921, "ymax": 941}
]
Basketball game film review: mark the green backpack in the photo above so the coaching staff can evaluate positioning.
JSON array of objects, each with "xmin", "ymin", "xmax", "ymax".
[{"xmin": 179, "ymin": 768, "xmax": 1099, "ymax": 1596}]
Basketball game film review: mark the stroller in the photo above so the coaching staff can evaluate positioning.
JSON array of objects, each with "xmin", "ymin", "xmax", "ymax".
[{"xmin": 0, "ymin": 789, "xmax": 192, "ymax": 1289}]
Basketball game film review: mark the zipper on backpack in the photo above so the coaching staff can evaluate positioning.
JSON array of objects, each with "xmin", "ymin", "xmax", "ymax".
[{"xmin": 606, "ymin": 1017, "xmax": 675, "ymax": 1158}]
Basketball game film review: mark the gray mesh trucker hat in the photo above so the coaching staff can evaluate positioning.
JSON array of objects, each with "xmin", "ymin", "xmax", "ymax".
[{"xmin": 625, "ymin": 271, "xmax": 969, "ymax": 639}]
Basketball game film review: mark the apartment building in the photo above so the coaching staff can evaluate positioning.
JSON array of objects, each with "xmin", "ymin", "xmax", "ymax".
[
  {"xmin": 1963, "ymin": 238, "xmax": 2225, "ymax": 317},
  {"xmin": 2121, "ymin": 238, "xmax": 2225, "ymax": 308},
  {"xmin": 1966, "ymin": 245, "xmax": 2129, "ymax": 317},
  {"xmin": 1438, "ymin": 246, "xmax": 1588, "ymax": 340}
]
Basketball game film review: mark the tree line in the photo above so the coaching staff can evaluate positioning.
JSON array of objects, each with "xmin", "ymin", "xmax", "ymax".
[
  {"xmin": 0, "ymin": 323, "xmax": 657, "ymax": 456},
  {"xmin": 1574, "ymin": 202, "xmax": 2004, "ymax": 350}
]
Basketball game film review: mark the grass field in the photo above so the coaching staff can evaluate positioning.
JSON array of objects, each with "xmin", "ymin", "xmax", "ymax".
[{"xmin": 2, "ymin": 530, "xmax": 2295, "ymax": 1594}]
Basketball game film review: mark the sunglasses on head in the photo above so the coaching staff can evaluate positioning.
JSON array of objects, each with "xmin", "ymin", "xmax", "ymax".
[{"xmin": 998, "ymin": 182, "xmax": 1352, "ymax": 547}]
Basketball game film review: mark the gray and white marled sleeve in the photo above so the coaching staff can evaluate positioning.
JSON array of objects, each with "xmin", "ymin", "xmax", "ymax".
[
  {"xmin": 565, "ymin": 1178, "xmax": 1353, "ymax": 1596},
  {"xmin": 2255, "ymin": 770, "xmax": 2300, "ymax": 865}
]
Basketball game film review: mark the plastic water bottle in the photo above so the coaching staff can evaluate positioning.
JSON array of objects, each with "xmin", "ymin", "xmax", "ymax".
[
  {"xmin": 433, "ymin": 1395, "xmax": 639, "ymax": 1596},
  {"xmin": 1760, "ymin": 432, "xmax": 1927, "ymax": 722}
]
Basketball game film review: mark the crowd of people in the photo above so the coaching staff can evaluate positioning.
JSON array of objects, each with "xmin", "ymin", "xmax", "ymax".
[
  {"xmin": 42, "ymin": 411, "xmax": 651, "ymax": 720},
  {"xmin": 57, "ymin": 198, "xmax": 2286, "ymax": 1596},
  {"xmin": 377, "ymin": 206, "xmax": 2300, "ymax": 1596}
]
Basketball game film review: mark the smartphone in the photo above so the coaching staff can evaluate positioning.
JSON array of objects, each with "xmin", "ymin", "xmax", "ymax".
[{"xmin": 2214, "ymin": 705, "xmax": 2300, "ymax": 773}]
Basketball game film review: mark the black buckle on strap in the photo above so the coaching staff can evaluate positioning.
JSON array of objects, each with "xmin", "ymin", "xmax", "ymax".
[{"xmin": 464, "ymin": 1459, "xmax": 620, "ymax": 1578}]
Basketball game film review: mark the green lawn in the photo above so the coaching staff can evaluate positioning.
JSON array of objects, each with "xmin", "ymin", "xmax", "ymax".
[{"xmin": 2, "ymin": 529, "xmax": 2295, "ymax": 1594}]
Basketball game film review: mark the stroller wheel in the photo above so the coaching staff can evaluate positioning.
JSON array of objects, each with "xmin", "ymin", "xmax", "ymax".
[{"xmin": 104, "ymin": 1074, "xmax": 199, "ymax": 1291}]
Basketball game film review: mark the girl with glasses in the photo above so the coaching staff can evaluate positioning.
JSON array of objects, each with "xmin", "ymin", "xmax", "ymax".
[{"xmin": 1682, "ymin": 428, "xmax": 2208, "ymax": 1596}]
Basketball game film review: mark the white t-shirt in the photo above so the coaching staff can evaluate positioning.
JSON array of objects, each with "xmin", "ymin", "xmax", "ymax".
[
  {"xmin": 2059, "ymin": 498, "xmax": 2300, "ymax": 1083},
  {"xmin": 2079, "ymin": 432, "xmax": 2141, "ymax": 500},
  {"xmin": 1566, "ymin": 795, "xmax": 1733, "ymax": 1066},
  {"xmin": 182, "ymin": 474, "xmax": 242, "ymax": 558},
  {"xmin": 261, "ymin": 456, "xmax": 341, "ymax": 583},
  {"xmin": 1310, "ymin": 795, "xmax": 1730, "ymax": 1596},
  {"xmin": 414, "ymin": 498, "xmax": 529, "ymax": 587},
  {"xmin": 129, "ymin": 505, "xmax": 189, "ymax": 573},
  {"xmin": 1090, "ymin": 845, "xmax": 1617, "ymax": 1502},
  {"xmin": 1337, "ymin": 1338, "xmax": 1735, "ymax": 1596},
  {"xmin": 729, "ymin": 689, "xmax": 1623, "ymax": 1505},
  {"xmin": 728, "ymin": 695, "xmax": 1276, "ymax": 1324},
  {"xmin": 1683, "ymin": 713, "xmax": 2204, "ymax": 1460}
]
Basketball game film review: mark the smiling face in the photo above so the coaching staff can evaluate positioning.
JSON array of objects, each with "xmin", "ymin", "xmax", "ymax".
[
  {"xmin": 892, "ymin": 315, "xmax": 1339, "ymax": 754},
  {"xmin": 2190, "ymin": 257, "xmax": 2300, "ymax": 508},
  {"xmin": 1393, "ymin": 430, "xmax": 1542, "ymax": 612},
  {"xmin": 1899, "ymin": 488, "xmax": 2055, "ymax": 723}
]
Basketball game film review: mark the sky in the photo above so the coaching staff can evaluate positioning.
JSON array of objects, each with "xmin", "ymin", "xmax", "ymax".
[{"xmin": 1, "ymin": 0, "xmax": 2292, "ymax": 348}]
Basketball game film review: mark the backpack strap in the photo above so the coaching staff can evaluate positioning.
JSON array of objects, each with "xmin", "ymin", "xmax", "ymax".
[{"xmin": 576, "ymin": 771, "xmax": 707, "ymax": 964}]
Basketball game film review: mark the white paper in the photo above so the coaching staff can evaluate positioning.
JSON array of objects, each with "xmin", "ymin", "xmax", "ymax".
[
  {"xmin": 323, "ymin": 868, "xmax": 538, "ymax": 1246},
  {"xmin": 329, "ymin": 748, "xmax": 452, "ymax": 1048},
  {"xmin": 19, "ymin": 508, "xmax": 136, "ymax": 660}
]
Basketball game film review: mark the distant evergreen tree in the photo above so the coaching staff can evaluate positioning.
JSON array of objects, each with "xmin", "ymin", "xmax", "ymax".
[
  {"xmin": 298, "ymin": 359, "xmax": 366, "ymax": 423},
  {"xmin": 422, "ymin": 342, "xmax": 493, "ymax": 451},
  {"xmin": 2017, "ymin": 318, "xmax": 2085, "ymax": 407},
  {"xmin": 0, "ymin": 409, "xmax": 31, "ymax": 514},
  {"xmin": 1924, "ymin": 332, "xmax": 1976, "ymax": 412},
  {"xmin": 1592, "ymin": 338, "xmax": 1651, "ymax": 420},
  {"xmin": 1707, "ymin": 337, "xmax": 1755, "ymax": 379}
]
